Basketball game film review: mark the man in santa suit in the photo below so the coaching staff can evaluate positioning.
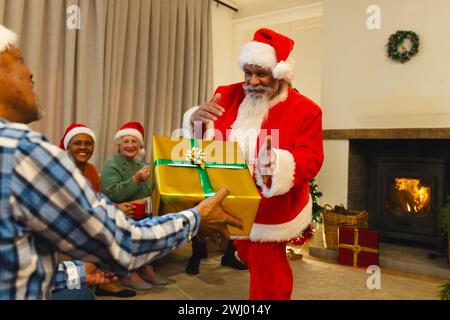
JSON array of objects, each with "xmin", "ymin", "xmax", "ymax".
[{"xmin": 182, "ymin": 28, "xmax": 324, "ymax": 300}]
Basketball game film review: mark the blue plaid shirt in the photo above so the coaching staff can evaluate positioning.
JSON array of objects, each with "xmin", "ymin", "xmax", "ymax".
[
  {"xmin": 52, "ymin": 261, "xmax": 86, "ymax": 293},
  {"xmin": 0, "ymin": 120, "xmax": 200, "ymax": 299}
]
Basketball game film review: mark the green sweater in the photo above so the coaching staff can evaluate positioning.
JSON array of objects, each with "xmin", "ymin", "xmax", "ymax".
[{"xmin": 101, "ymin": 155, "xmax": 150, "ymax": 203}]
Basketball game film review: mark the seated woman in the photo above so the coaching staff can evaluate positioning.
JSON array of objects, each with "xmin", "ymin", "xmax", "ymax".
[
  {"xmin": 101, "ymin": 122, "xmax": 168, "ymax": 290},
  {"xmin": 60, "ymin": 123, "xmax": 136, "ymax": 298}
]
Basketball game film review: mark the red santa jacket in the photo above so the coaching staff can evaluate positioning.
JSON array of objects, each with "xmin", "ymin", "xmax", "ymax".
[{"xmin": 183, "ymin": 82, "xmax": 323, "ymax": 242}]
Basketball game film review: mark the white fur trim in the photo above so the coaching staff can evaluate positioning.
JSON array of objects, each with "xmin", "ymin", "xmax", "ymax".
[
  {"xmin": 273, "ymin": 60, "xmax": 294, "ymax": 82},
  {"xmin": 182, "ymin": 106, "xmax": 200, "ymax": 138},
  {"xmin": 204, "ymin": 123, "xmax": 215, "ymax": 140},
  {"xmin": 63, "ymin": 127, "xmax": 96, "ymax": 150},
  {"xmin": 114, "ymin": 129, "xmax": 143, "ymax": 143},
  {"xmin": 238, "ymin": 41, "xmax": 277, "ymax": 70},
  {"xmin": 249, "ymin": 195, "xmax": 312, "ymax": 242},
  {"xmin": 0, "ymin": 25, "xmax": 17, "ymax": 54},
  {"xmin": 181, "ymin": 105, "xmax": 215, "ymax": 140},
  {"xmin": 256, "ymin": 148, "xmax": 295, "ymax": 198}
]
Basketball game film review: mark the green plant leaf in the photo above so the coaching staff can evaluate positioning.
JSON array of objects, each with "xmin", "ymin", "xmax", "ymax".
[
  {"xmin": 439, "ymin": 196, "xmax": 450, "ymax": 232},
  {"xmin": 439, "ymin": 280, "xmax": 450, "ymax": 300}
]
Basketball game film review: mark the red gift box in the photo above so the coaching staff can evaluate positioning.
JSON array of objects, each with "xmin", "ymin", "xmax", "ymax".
[{"xmin": 338, "ymin": 228, "xmax": 379, "ymax": 268}]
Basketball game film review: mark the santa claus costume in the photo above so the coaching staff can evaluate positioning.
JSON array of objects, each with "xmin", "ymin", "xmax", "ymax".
[{"xmin": 183, "ymin": 28, "xmax": 323, "ymax": 300}]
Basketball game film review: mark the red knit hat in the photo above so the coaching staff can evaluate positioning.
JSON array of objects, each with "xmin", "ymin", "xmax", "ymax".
[
  {"xmin": 238, "ymin": 28, "xmax": 295, "ymax": 82},
  {"xmin": 60, "ymin": 124, "xmax": 96, "ymax": 150},
  {"xmin": 114, "ymin": 121, "xmax": 144, "ymax": 143},
  {"xmin": 0, "ymin": 24, "xmax": 17, "ymax": 55}
]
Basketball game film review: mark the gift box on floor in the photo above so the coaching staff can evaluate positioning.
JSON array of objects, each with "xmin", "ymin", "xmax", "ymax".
[
  {"xmin": 338, "ymin": 227, "xmax": 379, "ymax": 268},
  {"xmin": 151, "ymin": 136, "xmax": 261, "ymax": 237}
]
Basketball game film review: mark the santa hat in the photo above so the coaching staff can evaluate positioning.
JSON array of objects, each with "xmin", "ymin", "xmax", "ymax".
[
  {"xmin": 238, "ymin": 28, "xmax": 295, "ymax": 82},
  {"xmin": 114, "ymin": 121, "xmax": 146, "ymax": 159},
  {"xmin": 60, "ymin": 124, "xmax": 96, "ymax": 150},
  {"xmin": 114, "ymin": 121, "xmax": 144, "ymax": 143},
  {"xmin": 0, "ymin": 24, "xmax": 18, "ymax": 55}
]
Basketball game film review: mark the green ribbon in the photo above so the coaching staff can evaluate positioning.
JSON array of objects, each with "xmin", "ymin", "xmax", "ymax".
[{"xmin": 152, "ymin": 138, "xmax": 248, "ymax": 198}]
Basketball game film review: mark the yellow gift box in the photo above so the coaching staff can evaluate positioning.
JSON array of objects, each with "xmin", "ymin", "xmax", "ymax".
[{"xmin": 151, "ymin": 136, "xmax": 261, "ymax": 236}]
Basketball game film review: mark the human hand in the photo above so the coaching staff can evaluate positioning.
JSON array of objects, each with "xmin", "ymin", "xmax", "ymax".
[
  {"xmin": 117, "ymin": 202, "xmax": 135, "ymax": 217},
  {"xmin": 256, "ymin": 136, "xmax": 276, "ymax": 185},
  {"xmin": 195, "ymin": 188, "xmax": 243, "ymax": 239},
  {"xmin": 133, "ymin": 166, "xmax": 151, "ymax": 183},
  {"xmin": 84, "ymin": 262, "xmax": 117, "ymax": 285},
  {"xmin": 191, "ymin": 93, "xmax": 225, "ymax": 126}
]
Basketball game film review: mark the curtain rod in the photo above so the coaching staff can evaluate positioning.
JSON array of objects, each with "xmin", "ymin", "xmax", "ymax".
[{"xmin": 213, "ymin": 0, "xmax": 238, "ymax": 12}]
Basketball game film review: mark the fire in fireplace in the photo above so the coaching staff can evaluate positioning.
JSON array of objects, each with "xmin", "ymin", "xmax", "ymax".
[
  {"xmin": 347, "ymin": 139, "xmax": 450, "ymax": 253},
  {"xmin": 370, "ymin": 157, "xmax": 447, "ymax": 251},
  {"xmin": 386, "ymin": 177, "xmax": 431, "ymax": 216}
]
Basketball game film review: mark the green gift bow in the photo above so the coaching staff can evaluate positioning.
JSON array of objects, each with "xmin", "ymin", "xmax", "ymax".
[{"xmin": 152, "ymin": 138, "xmax": 248, "ymax": 198}]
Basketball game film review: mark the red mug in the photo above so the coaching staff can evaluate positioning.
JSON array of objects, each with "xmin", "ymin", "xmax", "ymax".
[{"xmin": 132, "ymin": 202, "xmax": 146, "ymax": 219}]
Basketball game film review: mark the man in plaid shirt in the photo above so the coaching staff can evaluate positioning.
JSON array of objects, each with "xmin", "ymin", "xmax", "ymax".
[{"xmin": 0, "ymin": 24, "xmax": 242, "ymax": 300}]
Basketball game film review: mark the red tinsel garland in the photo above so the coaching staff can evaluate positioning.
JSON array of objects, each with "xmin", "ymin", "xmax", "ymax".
[{"xmin": 288, "ymin": 224, "xmax": 315, "ymax": 248}]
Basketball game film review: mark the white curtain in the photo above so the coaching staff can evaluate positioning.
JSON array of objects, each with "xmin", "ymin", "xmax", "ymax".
[{"xmin": 0, "ymin": 0, "xmax": 213, "ymax": 167}]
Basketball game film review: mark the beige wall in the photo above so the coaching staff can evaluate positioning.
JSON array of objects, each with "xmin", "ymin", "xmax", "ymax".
[
  {"xmin": 316, "ymin": 140, "xmax": 349, "ymax": 208},
  {"xmin": 322, "ymin": 0, "xmax": 450, "ymax": 130}
]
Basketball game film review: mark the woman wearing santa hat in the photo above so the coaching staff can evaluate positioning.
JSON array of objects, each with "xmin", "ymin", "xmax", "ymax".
[
  {"xmin": 60, "ymin": 124, "xmax": 100, "ymax": 192},
  {"xmin": 101, "ymin": 121, "xmax": 168, "ymax": 290},
  {"xmin": 59, "ymin": 123, "xmax": 137, "ymax": 298}
]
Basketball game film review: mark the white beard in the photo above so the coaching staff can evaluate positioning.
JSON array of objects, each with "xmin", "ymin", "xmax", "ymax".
[{"xmin": 229, "ymin": 94, "xmax": 270, "ymax": 168}]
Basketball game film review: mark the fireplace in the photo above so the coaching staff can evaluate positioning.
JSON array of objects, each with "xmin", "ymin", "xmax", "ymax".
[
  {"xmin": 371, "ymin": 158, "xmax": 446, "ymax": 250},
  {"xmin": 343, "ymin": 138, "xmax": 450, "ymax": 252},
  {"xmin": 386, "ymin": 177, "xmax": 431, "ymax": 216}
]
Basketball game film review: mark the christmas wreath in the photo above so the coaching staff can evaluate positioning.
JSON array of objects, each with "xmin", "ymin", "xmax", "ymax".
[{"xmin": 386, "ymin": 31, "xmax": 419, "ymax": 64}]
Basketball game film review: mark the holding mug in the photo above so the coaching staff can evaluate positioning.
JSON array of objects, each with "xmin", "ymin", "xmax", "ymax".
[{"xmin": 131, "ymin": 202, "xmax": 146, "ymax": 219}]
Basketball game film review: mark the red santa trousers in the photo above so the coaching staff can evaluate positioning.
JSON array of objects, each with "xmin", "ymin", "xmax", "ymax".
[{"xmin": 234, "ymin": 239, "xmax": 292, "ymax": 300}]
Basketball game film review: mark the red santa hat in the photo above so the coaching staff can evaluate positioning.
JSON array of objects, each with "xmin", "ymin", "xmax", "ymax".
[
  {"xmin": 60, "ymin": 124, "xmax": 96, "ymax": 150},
  {"xmin": 238, "ymin": 28, "xmax": 295, "ymax": 82},
  {"xmin": 114, "ymin": 121, "xmax": 144, "ymax": 144},
  {"xmin": 0, "ymin": 24, "xmax": 18, "ymax": 55},
  {"xmin": 114, "ymin": 121, "xmax": 146, "ymax": 158}
]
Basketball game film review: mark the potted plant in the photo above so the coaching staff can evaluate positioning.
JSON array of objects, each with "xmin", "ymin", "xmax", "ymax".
[{"xmin": 440, "ymin": 280, "xmax": 450, "ymax": 300}]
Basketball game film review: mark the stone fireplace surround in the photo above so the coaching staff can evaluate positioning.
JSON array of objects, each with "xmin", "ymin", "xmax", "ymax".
[{"xmin": 323, "ymin": 128, "xmax": 450, "ymax": 251}]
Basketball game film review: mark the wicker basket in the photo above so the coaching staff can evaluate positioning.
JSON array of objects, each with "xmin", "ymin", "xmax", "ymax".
[{"xmin": 323, "ymin": 204, "xmax": 368, "ymax": 249}]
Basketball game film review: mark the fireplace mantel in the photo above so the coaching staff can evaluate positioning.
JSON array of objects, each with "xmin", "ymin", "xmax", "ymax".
[{"xmin": 323, "ymin": 128, "xmax": 450, "ymax": 140}]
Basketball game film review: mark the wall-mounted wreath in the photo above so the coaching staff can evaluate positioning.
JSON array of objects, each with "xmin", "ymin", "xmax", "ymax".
[{"xmin": 386, "ymin": 30, "xmax": 419, "ymax": 64}]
